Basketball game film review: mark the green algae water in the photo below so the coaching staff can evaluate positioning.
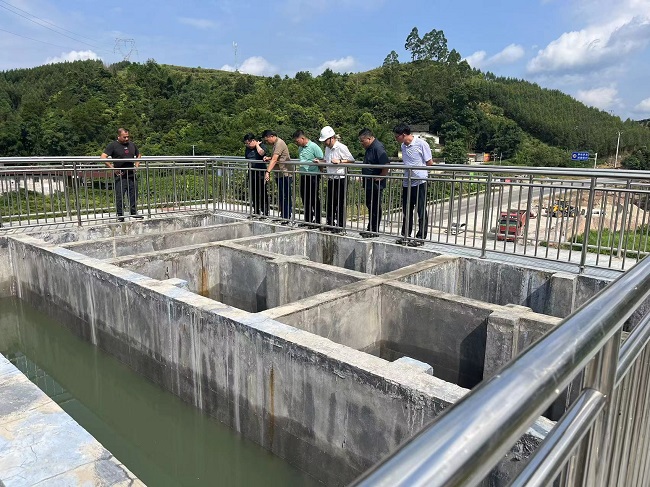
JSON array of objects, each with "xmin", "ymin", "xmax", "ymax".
[{"xmin": 0, "ymin": 297, "xmax": 318, "ymax": 487}]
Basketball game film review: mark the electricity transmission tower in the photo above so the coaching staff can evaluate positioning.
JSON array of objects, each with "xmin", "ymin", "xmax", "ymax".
[
  {"xmin": 232, "ymin": 41, "xmax": 238, "ymax": 72},
  {"xmin": 114, "ymin": 38, "xmax": 138, "ymax": 61}
]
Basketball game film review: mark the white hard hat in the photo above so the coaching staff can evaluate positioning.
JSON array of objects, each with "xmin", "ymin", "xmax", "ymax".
[{"xmin": 319, "ymin": 126, "xmax": 336, "ymax": 142}]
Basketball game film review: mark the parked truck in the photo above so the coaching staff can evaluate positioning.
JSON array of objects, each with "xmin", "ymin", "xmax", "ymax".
[{"xmin": 496, "ymin": 209, "xmax": 528, "ymax": 241}]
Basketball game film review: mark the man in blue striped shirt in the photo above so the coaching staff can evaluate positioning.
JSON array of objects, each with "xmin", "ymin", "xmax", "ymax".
[{"xmin": 393, "ymin": 123, "xmax": 433, "ymax": 246}]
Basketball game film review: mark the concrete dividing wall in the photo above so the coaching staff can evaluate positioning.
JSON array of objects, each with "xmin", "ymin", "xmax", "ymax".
[
  {"xmin": 267, "ymin": 270, "xmax": 560, "ymax": 391},
  {"xmin": 263, "ymin": 280, "xmax": 384, "ymax": 353},
  {"xmin": 111, "ymin": 241, "xmax": 369, "ymax": 314},
  {"xmin": 368, "ymin": 241, "xmax": 441, "ymax": 275},
  {"xmin": 268, "ymin": 260, "xmax": 366, "ymax": 309},
  {"xmin": 237, "ymin": 232, "xmax": 441, "ymax": 275},
  {"xmin": 381, "ymin": 282, "xmax": 500, "ymax": 389},
  {"xmin": 62, "ymin": 221, "xmax": 279, "ymax": 259},
  {"xmin": 29, "ymin": 212, "xmax": 238, "ymax": 245},
  {"xmin": 392, "ymin": 255, "xmax": 619, "ymax": 319},
  {"xmin": 8, "ymin": 234, "xmax": 497, "ymax": 485}
]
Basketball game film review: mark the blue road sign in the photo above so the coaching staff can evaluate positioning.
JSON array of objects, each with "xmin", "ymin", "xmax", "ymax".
[{"xmin": 571, "ymin": 151, "xmax": 590, "ymax": 161}]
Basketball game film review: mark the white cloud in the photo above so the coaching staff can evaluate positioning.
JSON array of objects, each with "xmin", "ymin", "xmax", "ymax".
[
  {"xmin": 178, "ymin": 17, "xmax": 217, "ymax": 29},
  {"xmin": 527, "ymin": 15, "xmax": 650, "ymax": 74},
  {"xmin": 464, "ymin": 51, "xmax": 486, "ymax": 67},
  {"xmin": 45, "ymin": 50, "xmax": 100, "ymax": 64},
  {"xmin": 575, "ymin": 86, "xmax": 621, "ymax": 110},
  {"xmin": 464, "ymin": 44, "xmax": 524, "ymax": 69},
  {"xmin": 313, "ymin": 56, "xmax": 356, "ymax": 75},
  {"xmin": 634, "ymin": 97, "xmax": 650, "ymax": 113},
  {"xmin": 490, "ymin": 44, "xmax": 525, "ymax": 64},
  {"xmin": 221, "ymin": 56, "xmax": 277, "ymax": 76}
]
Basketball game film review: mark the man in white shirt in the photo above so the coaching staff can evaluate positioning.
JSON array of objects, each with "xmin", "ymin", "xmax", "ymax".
[
  {"xmin": 393, "ymin": 123, "xmax": 433, "ymax": 246},
  {"xmin": 319, "ymin": 126, "xmax": 354, "ymax": 233}
]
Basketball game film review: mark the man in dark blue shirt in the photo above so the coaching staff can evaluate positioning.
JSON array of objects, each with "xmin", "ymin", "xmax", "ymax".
[
  {"xmin": 243, "ymin": 133, "xmax": 269, "ymax": 217},
  {"xmin": 358, "ymin": 128, "xmax": 389, "ymax": 237},
  {"xmin": 101, "ymin": 128, "xmax": 142, "ymax": 222}
]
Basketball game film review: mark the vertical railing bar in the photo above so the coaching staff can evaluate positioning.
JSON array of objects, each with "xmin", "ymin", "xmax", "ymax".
[{"xmin": 479, "ymin": 173, "xmax": 493, "ymax": 258}]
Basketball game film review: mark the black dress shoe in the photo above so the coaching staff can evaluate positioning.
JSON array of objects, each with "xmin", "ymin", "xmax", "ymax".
[
  {"xmin": 131, "ymin": 214, "xmax": 144, "ymax": 220},
  {"xmin": 407, "ymin": 240, "xmax": 424, "ymax": 247}
]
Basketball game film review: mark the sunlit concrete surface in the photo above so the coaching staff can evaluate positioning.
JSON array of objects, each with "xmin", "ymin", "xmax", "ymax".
[{"xmin": 0, "ymin": 355, "xmax": 143, "ymax": 487}]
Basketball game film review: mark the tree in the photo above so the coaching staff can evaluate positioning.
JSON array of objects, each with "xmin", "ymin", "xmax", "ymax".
[
  {"xmin": 421, "ymin": 29, "xmax": 449, "ymax": 62},
  {"xmin": 446, "ymin": 49, "xmax": 462, "ymax": 65},
  {"xmin": 383, "ymin": 51, "xmax": 399, "ymax": 67},
  {"xmin": 405, "ymin": 27, "xmax": 424, "ymax": 61},
  {"xmin": 382, "ymin": 51, "xmax": 400, "ymax": 87},
  {"xmin": 443, "ymin": 140, "xmax": 468, "ymax": 164}
]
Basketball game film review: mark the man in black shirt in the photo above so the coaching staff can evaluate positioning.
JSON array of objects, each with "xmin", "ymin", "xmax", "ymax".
[
  {"xmin": 101, "ymin": 128, "xmax": 143, "ymax": 222},
  {"xmin": 358, "ymin": 128, "xmax": 389, "ymax": 237},
  {"xmin": 243, "ymin": 133, "xmax": 269, "ymax": 217}
]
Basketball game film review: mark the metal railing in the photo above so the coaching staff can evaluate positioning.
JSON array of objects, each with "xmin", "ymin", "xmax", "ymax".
[
  {"xmin": 1, "ymin": 157, "xmax": 649, "ymax": 271},
  {"xmin": 352, "ymin": 255, "xmax": 650, "ymax": 486}
]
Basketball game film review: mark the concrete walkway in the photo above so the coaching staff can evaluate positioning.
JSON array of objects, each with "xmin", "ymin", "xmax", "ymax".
[{"xmin": 0, "ymin": 355, "xmax": 144, "ymax": 487}]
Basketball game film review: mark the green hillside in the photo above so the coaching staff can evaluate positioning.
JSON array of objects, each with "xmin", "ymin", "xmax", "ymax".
[{"xmin": 1, "ymin": 56, "xmax": 649, "ymax": 167}]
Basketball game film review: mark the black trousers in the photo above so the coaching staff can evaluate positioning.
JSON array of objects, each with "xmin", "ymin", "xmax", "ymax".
[
  {"xmin": 114, "ymin": 176, "xmax": 137, "ymax": 216},
  {"xmin": 300, "ymin": 173, "xmax": 321, "ymax": 223},
  {"xmin": 401, "ymin": 182, "xmax": 428, "ymax": 239},
  {"xmin": 364, "ymin": 179, "xmax": 384, "ymax": 232},
  {"xmin": 250, "ymin": 168, "xmax": 269, "ymax": 216},
  {"xmin": 326, "ymin": 177, "xmax": 347, "ymax": 228}
]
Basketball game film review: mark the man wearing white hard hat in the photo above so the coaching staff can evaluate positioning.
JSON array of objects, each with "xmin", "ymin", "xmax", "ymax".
[{"xmin": 319, "ymin": 126, "xmax": 354, "ymax": 233}]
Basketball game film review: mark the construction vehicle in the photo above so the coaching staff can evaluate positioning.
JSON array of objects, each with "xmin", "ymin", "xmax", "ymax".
[
  {"xmin": 551, "ymin": 200, "xmax": 578, "ymax": 217},
  {"xmin": 496, "ymin": 209, "xmax": 527, "ymax": 241}
]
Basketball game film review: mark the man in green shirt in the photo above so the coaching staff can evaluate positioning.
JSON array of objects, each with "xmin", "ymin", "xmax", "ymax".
[{"xmin": 293, "ymin": 130, "xmax": 324, "ymax": 227}]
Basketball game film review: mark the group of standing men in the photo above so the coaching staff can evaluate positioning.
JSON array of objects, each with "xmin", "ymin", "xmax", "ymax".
[
  {"xmin": 243, "ymin": 124, "xmax": 432, "ymax": 244},
  {"xmin": 101, "ymin": 123, "xmax": 433, "ymax": 245}
]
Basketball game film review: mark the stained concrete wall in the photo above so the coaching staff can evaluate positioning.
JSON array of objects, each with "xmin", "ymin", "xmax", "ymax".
[
  {"xmin": 8, "ymin": 234, "xmax": 488, "ymax": 485},
  {"xmin": 0, "ymin": 236, "xmax": 11, "ymax": 297},
  {"xmin": 62, "ymin": 221, "xmax": 278, "ymax": 259},
  {"xmin": 238, "ymin": 232, "xmax": 441, "ymax": 275},
  {"xmin": 381, "ymin": 282, "xmax": 500, "ymax": 388},
  {"xmin": 110, "ymin": 241, "xmax": 368, "ymax": 314},
  {"xmin": 367, "ymin": 240, "xmax": 441, "ymax": 275},
  {"xmin": 392, "ymin": 255, "xmax": 618, "ymax": 319},
  {"xmin": 30, "ymin": 212, "xmax": 238, "ymax": 245},
  {"xmin": 263, "ymin": 280, "xmax": 384, "ymax": 353},
  {"xmin": 267, "ymin": 269, "xmax": 559, "ymax": 391}
]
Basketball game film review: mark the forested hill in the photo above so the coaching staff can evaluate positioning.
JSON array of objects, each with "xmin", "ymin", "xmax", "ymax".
[{"xmin": 1, "ymin": 58, "xmax": 649, "ymax": 167}]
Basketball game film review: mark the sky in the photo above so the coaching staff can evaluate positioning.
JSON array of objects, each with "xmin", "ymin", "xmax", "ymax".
[{"xmin": 1, "ymin": 0, "xmax": 650, "ymax": 121}]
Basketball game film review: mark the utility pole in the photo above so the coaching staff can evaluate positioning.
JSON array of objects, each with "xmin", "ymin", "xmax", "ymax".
[{"xmin": 614, "ymin": 131, "xmax": 621, "ymax": 169}]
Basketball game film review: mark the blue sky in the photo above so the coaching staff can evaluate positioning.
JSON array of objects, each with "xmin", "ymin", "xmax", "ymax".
[{"xmin": 1, "ymin": 0, "xmax": 650, "ymax": 120}]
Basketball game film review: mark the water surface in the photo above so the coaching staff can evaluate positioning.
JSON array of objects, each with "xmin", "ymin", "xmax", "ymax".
[{"xmin": 0, "ymin": 297, "xmax": 318, "ymax": 487}]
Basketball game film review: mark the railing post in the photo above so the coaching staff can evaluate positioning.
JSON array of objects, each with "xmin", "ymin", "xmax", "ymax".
[
  {"xmin": 580, "ymin": 330, "xmax": 622, "ymax": 487},
  {"xmin": 72, "ymin": 160, "xmax": 83, "ymax": 227},
  {"xmin": 579, "ymin": 177, "xmax": 597, "ymax": 274},
  {"xmin": 144, "ymin": 161, "xmax": 151, "ymax": 218},
  {"xmin": 204, "ymin": 160, "xmax": 209, "ymax": 211},
  {"xmin": 480, "ymin": 173, "xmax": 493, "ymax": 258},
  {"xmin": 63, "ymin": 160, "xmax": 72, "ymax": 221},
  {"xmin": 616, "ymin": 179, "xmax": 631, "ymax": 259}
]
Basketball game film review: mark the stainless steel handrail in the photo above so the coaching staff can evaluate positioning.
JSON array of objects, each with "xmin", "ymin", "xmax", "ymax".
[
  {"xmin": 351, "ymin": 256, "xmax": 650, "ymax": 487},
  {"xmin": 2, "ymin": 158, "xmax": 649, "ymax": 273}
]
